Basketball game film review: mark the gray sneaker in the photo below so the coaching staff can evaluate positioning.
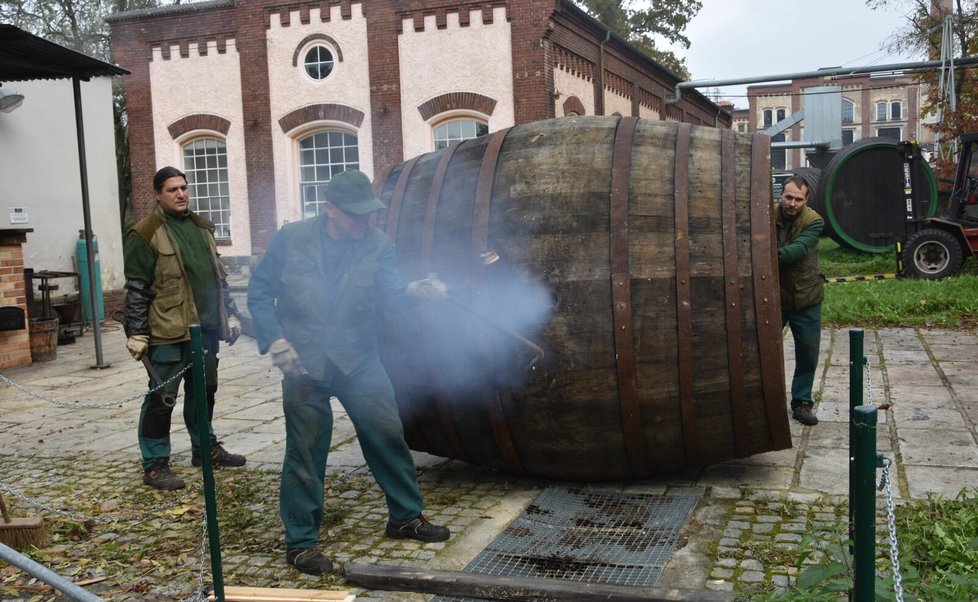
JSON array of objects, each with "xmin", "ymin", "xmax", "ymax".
[{"xmin": 143, "ymin": 461, "xmax": 186, "ymax": 490}]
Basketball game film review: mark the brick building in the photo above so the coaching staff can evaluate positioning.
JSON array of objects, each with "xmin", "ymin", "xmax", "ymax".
[
  {"xmin": 738, "ymin": 72, "xmax": 932, "ymax": 171},
  {"xmin": 108, "ymin": 0, "xmax": 728, "ymax": 263}
]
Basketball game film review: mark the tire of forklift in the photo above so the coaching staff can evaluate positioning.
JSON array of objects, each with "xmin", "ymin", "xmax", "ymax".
[{"xmin": 903, "ymin": 227, "xmax": 964, "ymax": 279}]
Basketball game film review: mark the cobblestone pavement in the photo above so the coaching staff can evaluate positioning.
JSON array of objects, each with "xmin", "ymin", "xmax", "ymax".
[{"xmin": 1, "ymin": 322, "xmax": 976, "ymax": 600}]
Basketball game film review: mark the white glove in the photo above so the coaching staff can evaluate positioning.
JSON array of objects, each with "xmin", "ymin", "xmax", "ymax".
[
  {"xmin": 226, "ymin": 315, "xmax": 241, "ymax": 345},
  {"xmin": 405, "ymin": 274, "xmax": 448, "ymax": 301},
  {"xmin": 269, "ymin": 338, "xmax": 301, "ymax": 377},
  {"xmin": 127, "ymin": 334, "xmax": 149, "ymax": 361}
]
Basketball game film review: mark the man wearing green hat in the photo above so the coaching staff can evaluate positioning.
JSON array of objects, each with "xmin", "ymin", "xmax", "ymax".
[{"xmin": 247, "ymin": 169, "xmax": 450, "ymax": 576}]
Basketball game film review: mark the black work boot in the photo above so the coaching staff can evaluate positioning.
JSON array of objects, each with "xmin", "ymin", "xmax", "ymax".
[
  {"xmin": 143, "ymin": 461, "xmax": 186, "ymax": 490},
  {"xmin": 386, "ymin": 515, "xmax": 450, "ymax": 542},
  {"xmin": 285, "ymin": 548, "xmax": 334, "ymax": 575},
  {"xmin": 792, "ymin": 402, "xmax": 819, "ymax": 426},
  {"xmin": 192, "ymin": 442, "xmax": 246, "ymax": 467}
]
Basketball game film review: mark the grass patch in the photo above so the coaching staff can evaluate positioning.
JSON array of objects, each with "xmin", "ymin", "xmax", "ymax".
[
  {"xmin": 819, "ymin": 238, "xmax": 978, "ymax": 328},
  {"xmin": 748, "ymin": 489, "xmax": 978, "ymax": 601}
]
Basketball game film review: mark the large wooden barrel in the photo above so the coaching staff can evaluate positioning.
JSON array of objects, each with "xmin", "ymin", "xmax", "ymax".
[
  {"xmin": 375, "ymin": 116, "xmax": 790, "ymax": 481},
  {"xmin": 810, "ymin": 138, "xmax": 939, "ymax": 253}
]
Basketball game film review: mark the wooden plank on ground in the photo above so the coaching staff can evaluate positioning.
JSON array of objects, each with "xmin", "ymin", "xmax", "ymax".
[{"xmin": 207, "ymin": 586, "xmax": 354, "ymax": 601}]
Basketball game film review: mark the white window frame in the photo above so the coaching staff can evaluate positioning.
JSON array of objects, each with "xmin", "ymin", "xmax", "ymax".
[
  {"xmin": 876, "ymin": 101, "xmax": 888, "ymax": 121},
  {"xmin": 182, "ymin": 136, "xmax": 231, "ymax": 240},
  {"xmin": 890, "ymin": 100, "xmax": 902, "ymax": 120},
  {"xmin": 842, "ymin": 98, "xmax": 855, "ymax": 124},
  {"xmin": 431, "ymin": 113, "xmax": 489, "ymax": 151},
  {"xmin": 301, "ymin": 43, "xmax": 337, "ymax": 82},
  {"xmin": 876, "ymin": 126, "xmax": 902, "ymax": 141},
  {"xmin": 296, "ymin": 127, "xmax": 360, "ymax": 218}
]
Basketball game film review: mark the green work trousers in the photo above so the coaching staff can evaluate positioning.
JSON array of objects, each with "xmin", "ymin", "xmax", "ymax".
[
  {"xmin": 279, "ymin": 354, "xmax": 423, "ymax": 550},
  {"xmin": 138, "ymin": 329, "xmax": 219, "ymax": 471},
  {"xmin": 782, "ymin": 303, "xmax": 822, "ymax": 408}
]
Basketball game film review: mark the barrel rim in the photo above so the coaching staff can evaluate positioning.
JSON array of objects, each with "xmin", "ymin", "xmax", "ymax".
[{"xmin": 821, "ymin": 138, "xmax": 939, "ymax": 253}]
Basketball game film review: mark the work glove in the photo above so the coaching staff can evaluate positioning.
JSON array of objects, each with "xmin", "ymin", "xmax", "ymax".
[
  {"xmin": 126, "ymin": 334, "xmax": 149, "ymax": 361},
  {"xmin": 405, "ymin": 274, "xmax": 448, "ymax": 301},
  {"xmin": 269, "ymin": 338, "xmax": 301, "ymax": 377},
  {"xmin": 226, "ymin": 315, "xmax": 241, "ymax": 346}
]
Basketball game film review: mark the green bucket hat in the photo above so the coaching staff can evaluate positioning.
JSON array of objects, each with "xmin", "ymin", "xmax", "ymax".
[{"xmin": 325, "ymin": 170, "xmax": 386, "ymax": 215}]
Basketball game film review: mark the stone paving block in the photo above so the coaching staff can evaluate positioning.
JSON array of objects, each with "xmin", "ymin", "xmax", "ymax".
[
  {"xmin": 899, "ymin": 427, "xmax": 978, "ymax": 467},
  {"xmin": 903, "ymin": 465, "xmax": 978, "ymax": 499},
  {"xmin": 699, "ymin": 462, "xmax": 794, "ymax": 490}
]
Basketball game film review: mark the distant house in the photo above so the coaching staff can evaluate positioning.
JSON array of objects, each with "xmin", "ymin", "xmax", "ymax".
[
  {"xmin": 0, "ymin": 24, "xmax": 127, "ymax": 367},
  {"xmin": 743, "ymin": 72, "xmax": 933, "ymax": 171},
  {"xmin": 0, "ymin": 78, "xmax": 124, "ymax": 293},
  {"xmin": 108, "ymin": 0, "xmax": 729, "ymax": 269}
]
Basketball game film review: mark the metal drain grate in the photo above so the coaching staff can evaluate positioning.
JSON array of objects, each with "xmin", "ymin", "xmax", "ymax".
[{"xmin": 432, "ymin": 486, "xmax": 700, "ymax": 601}]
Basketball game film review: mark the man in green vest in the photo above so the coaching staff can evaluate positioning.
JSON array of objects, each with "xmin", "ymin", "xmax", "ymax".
[
  {"xmin": 776, "ymin": 175, "xmax": 824, "ymax": 426},
  {"xmin": 123, "ymin": 166, "xmax": 246, "ymax": 491},
  {"xmin": 247, "ymin": 169, "xmax": 451, "ymax": 576}
]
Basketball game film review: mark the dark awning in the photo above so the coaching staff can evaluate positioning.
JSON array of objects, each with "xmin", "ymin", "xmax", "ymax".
[{"xmin": 0, "ymin": 24, "xmax": 129, "ymax": 82}]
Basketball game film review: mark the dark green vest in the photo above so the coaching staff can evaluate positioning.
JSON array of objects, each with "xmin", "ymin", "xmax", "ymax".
[
  {"xmin": 275, "ymin": 217, "xmax": 392, "ymax": 378},
  {"xmin": 776, "ymin": 205, "xmax": 824, "ymax": 311},
  {"xmin": 128, "ymin": 206, "xmax": 230, "ymax": 344}
]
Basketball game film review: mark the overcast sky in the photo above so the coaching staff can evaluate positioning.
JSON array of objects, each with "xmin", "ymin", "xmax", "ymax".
[{"xmin": 670, "ymin": 0, "xmax": 923, "ymax": 108}]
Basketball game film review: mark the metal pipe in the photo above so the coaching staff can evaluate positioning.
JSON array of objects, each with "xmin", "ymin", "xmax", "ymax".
[
  {"xmin": 852, "ymin": 405, "xmax": 879, "ymax": 602},
  {"xmin": 666, "ymin": 55, "xmax": 978, "ymax": 104},
  {"xmin": 597, "ymin": 26, "xmax": 611, "ymax": 115},
  {"xmin": 445, "ymin": 298, "xmax": 544, "ymax": 368},
  {"xmin": 848, "ymin": 329, "xmax": 865, "ymax": 545},
  {"xmin": 72, "ymin": 76, "xmax": 108, "ymax": 369},
  {"xmin": 191, "ymin": 324, "xmax": 225, "ymax": 601},
  {"xmin": 0, "ymin": 541, "xmax": 105, "ymax": 601}
]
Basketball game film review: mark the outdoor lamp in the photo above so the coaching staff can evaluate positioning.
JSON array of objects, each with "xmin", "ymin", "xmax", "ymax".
[{"xmin": 0, "ymin": 87, "xmax": 25, "ymax": 113}]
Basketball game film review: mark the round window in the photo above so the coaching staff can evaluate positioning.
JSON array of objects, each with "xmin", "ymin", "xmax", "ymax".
[{"xmin": 303, "ymin": 46, "xmax": 334, "ymax": 80}]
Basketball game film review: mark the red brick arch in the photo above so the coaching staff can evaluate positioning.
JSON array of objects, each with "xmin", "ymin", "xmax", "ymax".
[
  {"xmin": 168, "ymin": 114, "xmax": 231, "ymax": 139},
  {"xmin": 418, "ymin": 92, "xmax": 497, "ymax": 121},
  {"xmin": 562, "ymin": 95, "xmax": 586, "ymax": 117},
  {"xmin": 292, "ymin": 34, "xmax": 344, "ymax": 67},
  {"xmin": 278, "ymin": 103, "xmax": 365, "ymax": 133}
]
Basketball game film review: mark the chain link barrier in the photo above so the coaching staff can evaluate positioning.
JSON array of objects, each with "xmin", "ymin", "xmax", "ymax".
[
  {"xmin": 0, "ymin": 352, "xmax": 203, "ymax": 409},
  {"xmin": 0, "ymin": 348, "xmax": 215, "ymax": 597}
]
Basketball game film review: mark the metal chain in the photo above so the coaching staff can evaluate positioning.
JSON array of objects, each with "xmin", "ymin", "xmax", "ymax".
[
  {"xmin": 177, "ymin": 521, "xmax": 210, "ymax": 602},
  {"xmin": 0, "ymin": 350, "xmax": 205, "ymax": 409},
  {"xmin": 0, "ymin": 479, "xmax": 202, "ymax": 524},
  {"xmin": 879, "ymin": 460, "xmax": 905, "ymax": 602},
  {"xmin": 865, "ymin": 356, "xmax": 873, "ymax": 405}
]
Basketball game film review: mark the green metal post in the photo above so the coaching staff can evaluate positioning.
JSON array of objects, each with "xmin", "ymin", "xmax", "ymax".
[
  {"xmin": 848, "ymin": 328, "xmax": 864, "ymax": 534},
  {"xmin": 852, "ymin": 405, "xmax": 878, "ymax": 602},
  {"xmin": 190, "ymin": 324, "xmax": 224, "ymax": 601}
]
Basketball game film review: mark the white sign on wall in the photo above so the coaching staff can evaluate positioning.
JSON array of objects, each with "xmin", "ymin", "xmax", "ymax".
[{"xmin": 9, "ymin": 207, "xmax": 28, "ymax": 224}]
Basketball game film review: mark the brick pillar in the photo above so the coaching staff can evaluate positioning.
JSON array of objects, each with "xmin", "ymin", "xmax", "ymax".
[{"xmin": 0, "ymin": 229, "xmax": 33, "ymax": 369}]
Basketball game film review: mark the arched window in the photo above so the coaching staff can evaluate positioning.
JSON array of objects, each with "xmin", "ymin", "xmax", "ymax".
[
  {"xmin": 776, "ymin": 108, "xmax": 786, "ymax": 122},
  {"xmin": 763, "ymin": 109, "xmax": 773, "ymax": 127},
  {"xmin": 183, "ymin": 137, "xmax": 230, "ymax": 240},
  {"xmin": 433, "ymin": 118, "xmax": 488, "ymax": 150},
  {"xmin": 772, "ymin": 133, "xmax": 786, "ymax": 170},
  {"xmin": 298, "ymin": 130, "xmax": 359, "ymax": 217},
  {"xmin": 842, "ymin": 98, "xmax": 854, "ymax": 123}
]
